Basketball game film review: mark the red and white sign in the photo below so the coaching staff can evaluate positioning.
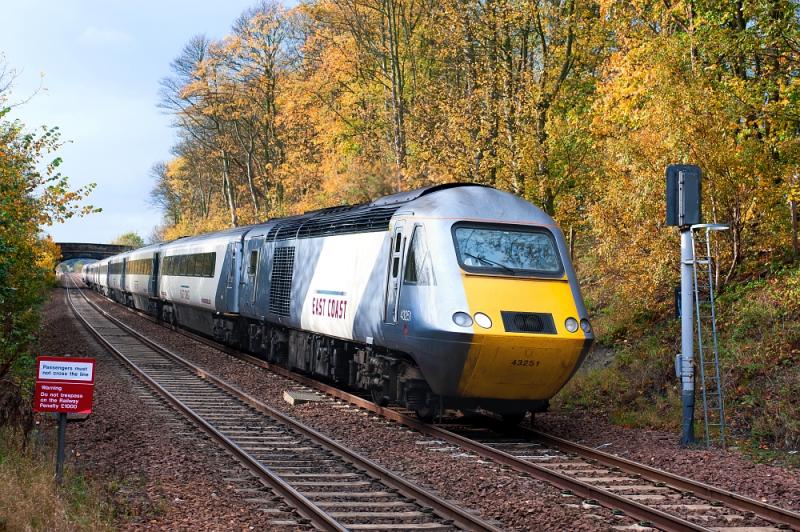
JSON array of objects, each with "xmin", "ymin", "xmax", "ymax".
[{"xmin": 33, "ymin": 356, "xmax": 95, "ymax": 414}]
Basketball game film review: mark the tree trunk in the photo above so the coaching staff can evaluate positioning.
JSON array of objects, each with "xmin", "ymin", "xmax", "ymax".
[
  {"xmin": 221, "ymin": 150, "xmax": 238, "ymax": 227},
  {"xmin": 791, "ymin": 199, "xmax": 799, "ymax": 259},
  {"xmin": 724, "ymin": 205, "xmax": 741, "ymax": 284},
  {"xmin": 385, "ymin": 0, "xmax": 407, "ymax": 180},
  {"xmin": 245, "ymin": 145, "xmax": 260, "ymax": 218}
]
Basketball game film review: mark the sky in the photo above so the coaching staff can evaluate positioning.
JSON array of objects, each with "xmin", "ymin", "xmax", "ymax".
[{"xmin": 1, "ymin": 0, "xmax": 274, "ymax": 244}]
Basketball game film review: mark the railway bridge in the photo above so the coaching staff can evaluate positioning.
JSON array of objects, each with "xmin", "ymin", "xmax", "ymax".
[{"xmin": 57, "ymin": 242, "xmax": 132, "ymax": 262}]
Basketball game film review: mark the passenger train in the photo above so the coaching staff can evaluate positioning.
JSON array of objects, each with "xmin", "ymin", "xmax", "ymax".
[{"xmin": 83, "ymin": 184, "xmax": 593, "ymax": 422}]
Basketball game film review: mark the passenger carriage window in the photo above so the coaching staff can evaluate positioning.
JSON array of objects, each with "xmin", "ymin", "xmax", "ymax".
[
  {"xmin": 206, "ymin": 252, "xmax": 216, "ymax": 277},
  {"xmin": 404, "ymin": 226, "xmax": 435, "ymax": 286},
  {"xmin": 197, "ymin": 253, "xmax": 208, "ymax": 277},
  {"xmin": 159, "ymin": 253, "xmax": 215, "ymax": 277}
]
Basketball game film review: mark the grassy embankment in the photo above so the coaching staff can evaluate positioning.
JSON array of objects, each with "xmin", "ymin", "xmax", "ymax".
[
  {"xmin": 0, "ymin": 426, "xmax": 110, "ymax": 531},
  {"xmin": 555, "ymin": 264, "xmax": 800, "ymax": 461}
]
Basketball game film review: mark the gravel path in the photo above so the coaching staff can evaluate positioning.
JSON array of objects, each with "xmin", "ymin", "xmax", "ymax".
[{"xmin": 38, "ymin": 286, "xmax": 304, "ymax": 530}]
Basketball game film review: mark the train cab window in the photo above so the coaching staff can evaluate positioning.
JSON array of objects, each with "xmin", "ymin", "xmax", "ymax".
[
  {"xmin": 248, "ymin": 250, "xmax": 258, "ymax": 275},
  {"xmin": 404, "ymin": 226, "xmax": 435, "ymax": 286},
  {"xmin": 452, "ymin": 223, "xmax": 563, "ymax": 277}
]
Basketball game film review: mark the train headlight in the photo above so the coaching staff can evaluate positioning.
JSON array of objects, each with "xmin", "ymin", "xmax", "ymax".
[
  {"xmin": 452, "ymin": 312, "xmax": 473, "ymax": 327},
  {"xmin": 580, "ymin": 319, "xmax": 592, "ymax": 334},
  {"xmin": 474, "ymin": 312, "xmax": 492, "ymax": 329},
  {"xmin": 565, "ymin": 317, "xmax": 579, "ymax": 333}
]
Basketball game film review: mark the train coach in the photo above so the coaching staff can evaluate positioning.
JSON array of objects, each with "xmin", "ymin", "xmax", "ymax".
[{"xmin": 87, "ymin": 184, "xmax": 593, "ymax": 422}]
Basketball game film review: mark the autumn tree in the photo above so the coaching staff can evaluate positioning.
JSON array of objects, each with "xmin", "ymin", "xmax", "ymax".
[
  {"xmin": 111, "ymin": 232, "xmax": 145, "ymax": 248},
  {"xmin": 152, "ymin": 0, "xmax": 798, "ymax": 292},
  {"xmin": 0, "ymin": 80, "xmax": 97, "ymax": 427}
]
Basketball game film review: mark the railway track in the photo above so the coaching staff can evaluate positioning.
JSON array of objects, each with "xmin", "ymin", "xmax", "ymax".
[
  {"xmin": 65, "ymin": 279, "xmax": 500, "ymax": 532},
  {"xmin": 76, "ymin": 278, "xmax": 800, "ymax": 532}
]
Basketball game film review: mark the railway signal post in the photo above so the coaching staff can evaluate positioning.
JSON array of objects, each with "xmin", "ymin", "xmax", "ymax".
[
  {"xmin": 33, "ymin": 356, "xmax": 95, "ymax": 484},
  {"xmin": 666, "ymin": 164, "xmax": 702, "ymax": 446}
]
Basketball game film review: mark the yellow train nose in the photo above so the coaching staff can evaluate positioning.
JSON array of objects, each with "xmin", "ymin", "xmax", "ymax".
[
  {"xmin": 457, "ymin": 274, "xmax": 590, "ymax": 400},
  {"xmin": 457, "ymin": 333, "xmax": 589, "ymax": 399}
]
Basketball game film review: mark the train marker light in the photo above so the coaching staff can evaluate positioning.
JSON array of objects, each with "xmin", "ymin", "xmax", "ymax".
[
  {"xmin": 452, "ymin": 312, "xmax": 473, "ymax": 327},
  {"xmin": 565, "ymin": 317, "xmax": 579, "ymax": 333},
  {"xmin": 474, "ymin": 312, "xmax": 492, "ymax": 328},
  {"xmin": 580, "ymin": 319, "xmax": 592, "ymax": 333}
]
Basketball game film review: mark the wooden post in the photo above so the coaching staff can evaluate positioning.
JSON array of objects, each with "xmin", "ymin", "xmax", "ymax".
[{"xmin": 55, "ymin": 413, "xmax": 66, "ymax": 485}]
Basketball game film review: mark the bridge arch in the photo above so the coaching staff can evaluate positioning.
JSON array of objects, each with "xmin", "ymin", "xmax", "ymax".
[{"xmin": 56, "ymin": 242, "xmax": 132, "ymax": 262}]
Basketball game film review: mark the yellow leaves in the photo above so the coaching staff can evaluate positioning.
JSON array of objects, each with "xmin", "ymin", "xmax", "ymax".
[{"xmin": 34, "ymin": 236, "xmax": 61, "ymax": 275}]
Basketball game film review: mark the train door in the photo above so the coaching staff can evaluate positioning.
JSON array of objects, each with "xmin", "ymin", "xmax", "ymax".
[
  {"xmin": 150, "ymin": 252, "xmax": 159, "ymax": 297},
  {"xmin": 250, "ymin": 238, "xmax": 265, "ymax": 307},
  {"xmin": 223, "ymin": 240, "xmax": 242, "ymax": 313},
  {"xmin": 384, "ymin": 224, "xmax": 405, "ymax": 324},
  {"xmin": 240, "ymin": 236, "xmax": 264, "ymax": 316}
]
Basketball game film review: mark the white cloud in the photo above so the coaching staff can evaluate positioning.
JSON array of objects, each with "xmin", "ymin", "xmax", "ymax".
[{"xmin": 78, "ymin": 26, "xmax": 133, "ymax": 45}]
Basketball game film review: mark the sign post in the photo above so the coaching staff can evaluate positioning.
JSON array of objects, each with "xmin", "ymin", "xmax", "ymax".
[
  {"xmin": 666, "ymin": 164, "xmax": 702, "ymax": 446},
  {"xmin": 33, "ymin": 356, "xmax": 95, "ymax": 485}
]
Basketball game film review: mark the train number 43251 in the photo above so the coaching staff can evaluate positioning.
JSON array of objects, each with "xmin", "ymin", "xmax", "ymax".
[{"xmin": 511, "ymin": 359, "xmax": 540, "ymax": 367}]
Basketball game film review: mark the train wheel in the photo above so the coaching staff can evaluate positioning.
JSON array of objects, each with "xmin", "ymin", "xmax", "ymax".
[
  {"xmin": 370, "ymin": 386, "xmax": 389, "ymax": 407},
  {"xmin": 414, "ymin": 406, "xmax": 435, "ymax": 423},
  {"xmin": 414, "ymin": 400, "xmax": 441, "ymax": 422},
  {"xmin": 500, "ymin": 411, "xmax": 526, "ymax": 426}
]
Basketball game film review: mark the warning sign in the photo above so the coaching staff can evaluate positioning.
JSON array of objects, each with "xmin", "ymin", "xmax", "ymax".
[{"xmin": 33, "ymin": 357, "xmax": 95, "ymax": 414}]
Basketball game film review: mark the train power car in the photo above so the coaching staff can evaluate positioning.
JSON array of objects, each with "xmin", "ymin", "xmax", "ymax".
[{"xmin": 89, "ymin": 184, "xmax": 593, "ymax": 422}]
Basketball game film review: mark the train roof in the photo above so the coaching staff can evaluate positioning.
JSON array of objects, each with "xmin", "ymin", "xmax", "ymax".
[
  {"xmin": 404, "ymin": 185, "xmax": 555, "ymax": 226},
  {"xmin": 261, "ymin": 183, "xmax": 496, "ymax": 242},
  {"xmin": 97, "ymin": 184, "xmax": 551, "ymax": 261}
]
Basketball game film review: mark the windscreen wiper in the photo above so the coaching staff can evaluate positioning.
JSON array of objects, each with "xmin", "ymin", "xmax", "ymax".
[{"xmin": 464, "ymin": 252, "xmax": 516, "ymax": 274}]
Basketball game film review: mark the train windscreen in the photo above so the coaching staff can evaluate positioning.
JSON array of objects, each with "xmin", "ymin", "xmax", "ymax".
[{"xmin": 452, "ymin": 224, "xmax": 562, "ymax": 277}]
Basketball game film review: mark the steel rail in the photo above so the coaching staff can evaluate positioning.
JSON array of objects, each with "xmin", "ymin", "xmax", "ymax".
[
  {"xmin": 69, "ymin": 281, "xmax": 501, "ymax": 532},
  {"xmin": 80, "ymin": 282, "xmax": 800, "ymax": 531},
  {"xmin": 65, "ymin": 284, "xmax": 344, "ymax": 532},
  {"xmin": 521, "ymin": 427, "xmax": 800, "ymax": 530}
]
